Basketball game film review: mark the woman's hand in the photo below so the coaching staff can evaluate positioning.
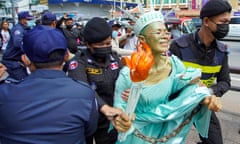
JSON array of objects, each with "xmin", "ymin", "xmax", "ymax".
[
  {"xmin": 202, "ymin": 95, "xmax": 222, "ymax": 112},
  {"xmin": 113, "ymin": 113, "xmax": 135, "ymax": 132}
]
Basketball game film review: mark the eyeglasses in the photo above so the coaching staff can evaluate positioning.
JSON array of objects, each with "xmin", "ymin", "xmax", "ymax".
[{"xmin": 145, "ymin": 31, "xmax": 171, "ymax": 38}]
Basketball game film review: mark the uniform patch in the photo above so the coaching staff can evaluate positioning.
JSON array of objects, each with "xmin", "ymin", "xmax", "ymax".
[
  {"xmin": 110, "ymin": 62, "xmax": 119, "ymax": 70},
  {"xmin": 14, "ymin": 30, "xmax": 21, "ymax": 35},
  {"xmin": 86, "ymin": 68, "xmax": 102, "ymax": 74},
  {"xmin": 69, "ymin": 60, "xmax": 78, "ymax": 70}
]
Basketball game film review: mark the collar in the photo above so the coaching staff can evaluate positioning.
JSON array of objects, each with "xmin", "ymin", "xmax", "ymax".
[
  {"xmin": 85, "ymin": 49, "xmax": 115, "ymax": 68},
  {"xmin": 194, "ymin": 31, "xmax": 217, "ymax": 50},
  {"xmin": 25, "ymin": 69, "xmax": 67, "ymax": 80}
]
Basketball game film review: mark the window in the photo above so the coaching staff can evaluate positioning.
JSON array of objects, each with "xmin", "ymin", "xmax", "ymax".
[
  {"xmin": 230, "ymin": 17, "xmax": 240, "ymax": 24},
  {"xmin": 163, "ymin": 0, "xmax": 168, "ymax": 4},
  {"xmin": 179, "ymin": 0, "xmax": 187, "ymax": 3},
  {"xmin": 171, "ymin": 0, "xmax": 177, "ymax": 3}
]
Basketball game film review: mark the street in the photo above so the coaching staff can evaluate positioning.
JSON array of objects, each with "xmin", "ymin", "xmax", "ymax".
[{"xmin": 222, "ymin": 40, "xmax": 240, "ymax": 67}]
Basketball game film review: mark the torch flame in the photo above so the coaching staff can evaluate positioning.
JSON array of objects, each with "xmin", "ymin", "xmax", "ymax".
[{"xmin": 122, "ymin": 41, "xmax": 154, "ymax": 82}]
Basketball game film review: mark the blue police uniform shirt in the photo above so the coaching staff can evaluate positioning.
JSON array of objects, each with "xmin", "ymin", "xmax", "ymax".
[
  {"xmin": 0, "ymin": 69, "xmax": 98, "ymax": 144},
  {"xmin": 2, "ymin": 23, "xmax": 26, "ymax": 61}
]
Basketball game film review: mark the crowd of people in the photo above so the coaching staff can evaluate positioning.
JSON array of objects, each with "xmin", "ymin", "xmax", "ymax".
[{"xmin": 0, "ymin": 0, "xmax": 233, "ymax": 143}]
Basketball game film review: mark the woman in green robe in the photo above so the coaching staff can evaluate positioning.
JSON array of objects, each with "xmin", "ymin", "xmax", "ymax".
[{"xmin": 113, "ymin": 11, "xmax": 222, "ymax": 144}]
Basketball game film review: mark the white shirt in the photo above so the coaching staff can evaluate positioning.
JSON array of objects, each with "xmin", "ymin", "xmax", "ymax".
[{"xmin": 1, "ymin": 30, "xmax": 10, "ymax": 50}]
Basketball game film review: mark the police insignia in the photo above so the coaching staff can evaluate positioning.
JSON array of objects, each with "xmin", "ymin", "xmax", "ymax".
[
  {"xmin": 69, "ymin": 60, "xmax": 78, "ymax": 70},
  {"xmin": 14, "ymin": 30, "xmax": 21, "ymax": 35},
  {"xmin": 110, "ymin": 62, "xmax": 119, "ymax": 70}
]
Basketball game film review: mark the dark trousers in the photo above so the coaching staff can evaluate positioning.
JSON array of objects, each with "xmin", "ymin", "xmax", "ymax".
[
  {"xmin": 86, "ymin": 128, "xmax": 118, "ymax": 144},
  {"xmin": 199, "ymin": 112, "xmax": 223, "ymax": 144}
]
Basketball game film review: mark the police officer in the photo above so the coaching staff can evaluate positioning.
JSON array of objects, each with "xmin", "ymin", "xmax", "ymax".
[
  {"xmin": 67, "ymin": 17, "xmax": 123, "ymax": 144},
  {"xmin": 41, "ymin": 11, "xmax": 57, "ymax": 28},
  {"xmin": 0, "ymin": 26, "xmax": 98, "ymax": 143},
  {"xmin": 1, "ymin": 11, "xmax": 34, "ymax": 81},
  {"xmin": 169, "ymin": 0, "xmax": 232, "ymax": 144}
]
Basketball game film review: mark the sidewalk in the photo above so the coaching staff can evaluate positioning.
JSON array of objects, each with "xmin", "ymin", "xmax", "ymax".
[{"xmin": 186, "ymin": 90, "xmax": 240, "ymax": 144}]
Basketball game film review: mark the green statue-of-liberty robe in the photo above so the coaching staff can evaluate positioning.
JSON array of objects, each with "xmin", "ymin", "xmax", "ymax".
[{"xmin": 114, "ymin": 55, "xmax": 212, "ymax": 144}]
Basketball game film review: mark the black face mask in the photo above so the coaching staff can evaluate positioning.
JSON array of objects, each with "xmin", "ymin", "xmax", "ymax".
[
  {"xmin": 92, "ymin": 46, "xmax": 112, "ymax": 59},
  {"xmin": 66, "ymin": 25, "xmax": 73, "ymax": 30},
  {"xmin": 210, "ymin": 20, "xmax": 229, "ymax": 39}
]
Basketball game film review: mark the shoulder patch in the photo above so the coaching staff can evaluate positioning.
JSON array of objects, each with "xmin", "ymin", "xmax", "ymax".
[
  {"xmin": 69, "ymin": 60, "xmax": 78, "ymax": 70},
  {"xmin": 110, "ymin": 61, "xmax": 119, "ymax": 70},
  {"xmin": 14, "ymin": 30, "xmax": 21, "ymax": 35}
]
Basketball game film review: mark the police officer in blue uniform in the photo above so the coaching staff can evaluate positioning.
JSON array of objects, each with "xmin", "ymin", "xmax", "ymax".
[
  {"xmin": 41, "ymin": 11, "xmax": 57, "ymax": 28},
  {"xmin": 0, "ymin": 25, "xmax": 98, "ymax": 144},
  {"xmin": 1, "ymin": 11, "xmax": 34, "ymax": 81},
  {"xmin": 169, "ymin": 1, "xmax": 232, "ymax": 144},
  {"xmin": 67, "ymin": 17, "xmax": 123, "ymax": 144}
]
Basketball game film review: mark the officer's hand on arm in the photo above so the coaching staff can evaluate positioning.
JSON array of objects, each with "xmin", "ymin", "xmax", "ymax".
[
  {"xmin": 0, "ymin": 63, "xmax": 7, "ymax": 78},
  {"xmin": 121, "ymin": 89, "xmax": 130, "ymax": 102},
  {"xmin": 113, "ymin": 113, "xmax": 134, "ymax": 132},
  {"xmin": 202, "ymin": 95, "xmax": 222, "ymax": 112},
  {"xmin": 100, "ymin": 104, "xmax": 123, "ymax": 121}
]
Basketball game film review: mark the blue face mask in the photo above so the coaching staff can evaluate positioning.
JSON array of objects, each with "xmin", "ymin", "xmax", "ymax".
[
  {"xmin": 27, "ymin": 20, "xmax": 36, "ymax": 28},
  {"xmin": 112, "ymin": 31, "xmax": 118, "ymax": 39}
]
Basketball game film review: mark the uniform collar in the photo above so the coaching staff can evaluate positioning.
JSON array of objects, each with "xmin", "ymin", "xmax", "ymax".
[
  {"xmin": 85, "ymin": 49, "xmax": 115, "ymax": 68},
  {"xmin": 194, "ymin": 31, "xmax": 217, "ymax": 51},
  {"xmin": 26, "ymin": 69, "xmax": 67, "ymax": 80}
]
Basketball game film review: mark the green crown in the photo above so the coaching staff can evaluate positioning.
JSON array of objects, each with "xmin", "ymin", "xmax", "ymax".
[{"xmin": 134, "ymin": 11, "xmax": 164, "ymax": 36}]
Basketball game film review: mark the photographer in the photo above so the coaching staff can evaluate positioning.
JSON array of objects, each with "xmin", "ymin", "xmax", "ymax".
[{"xmin": 56, "ymin": 13, "xmax": 83, "ymax": 54}]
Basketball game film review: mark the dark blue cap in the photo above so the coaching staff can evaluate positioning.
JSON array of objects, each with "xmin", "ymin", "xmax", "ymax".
[
  {"xmin": 18, "ymin": 11, "xmax": 34, "ymax": 20},
  {"xmin": 200, "ymin": 0, "xmax": 232, "ymax": 19},
  {"xmin": 41, "ymin": 11, "xmax": 57, "ymax": 22},
  {"xmin": 83, "ymin": 17, "xmax": 112, "ymax": 43},
  {"xmin": 23, "ymin": 25, "xmax": 67, "ymax": 63}
]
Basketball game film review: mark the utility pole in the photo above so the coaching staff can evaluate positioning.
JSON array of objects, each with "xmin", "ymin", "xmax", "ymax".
[{"xmin": 11, "ymin": 0, "xmax": 15, "ymax": 25}]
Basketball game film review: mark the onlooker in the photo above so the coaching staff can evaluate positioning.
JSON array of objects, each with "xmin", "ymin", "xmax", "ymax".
[
  {"xmin": 0, "ymin": 21, "xmax": 11, "ymax": 53},
  {"xmin": 1, "ymin": 11, "xmax": 34, "ymax": 81},
  {"xmin": 109, "ymin": 20, "xmax": 133, "ymax": 56},
  {"xmin": 169, "ymin": 0, "xmax": 232, "ymax": 144},
  {"xmin": 122, "ymin": 27, "xmax": 138, "ymax": 51},
  {"xmin": 57, "ymin": 16, "xmax": 82, "ymax": 54},
  {"xmin": 67, "ymin": 17, "xmax": 123, "ymax": 144},
  {"xmin": 170, "ymin": 24, "xmax": 181, "ymax": 39},
  {"xmin": 0, "ymin": 26, "xmax": 98, "ymax": 144}
]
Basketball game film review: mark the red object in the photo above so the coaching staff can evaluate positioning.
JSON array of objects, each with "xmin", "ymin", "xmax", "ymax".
[
  {"xmin": 118, "ymin": 32, "xmax": 121, "ymax": 36},
  {"xmin": 69, "ymin": 60, "xmax": 78, "ymax": 70},
  {"xmin": 192, "ymin": 0, "xmax": 196, "ymax": 9},
  {"xmin": 110, "ymin": 62, "xmax": 119, "ymax": 70}
]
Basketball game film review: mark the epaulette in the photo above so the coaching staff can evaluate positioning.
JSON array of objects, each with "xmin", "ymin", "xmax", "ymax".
[
  {"xmin": 71, "ymin": 79, "xmax": 91, "ymax": 88},
  {"xmin": 4, "ymin": 77, "xmax": 22, "ymax": 84},
  {"xmin": 174, "ymin": 34, "xmax": 192, "ymax": 48},
  {"xmin": 216, "ymin": 41, "xmax": 228, "ymax": 53}
]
